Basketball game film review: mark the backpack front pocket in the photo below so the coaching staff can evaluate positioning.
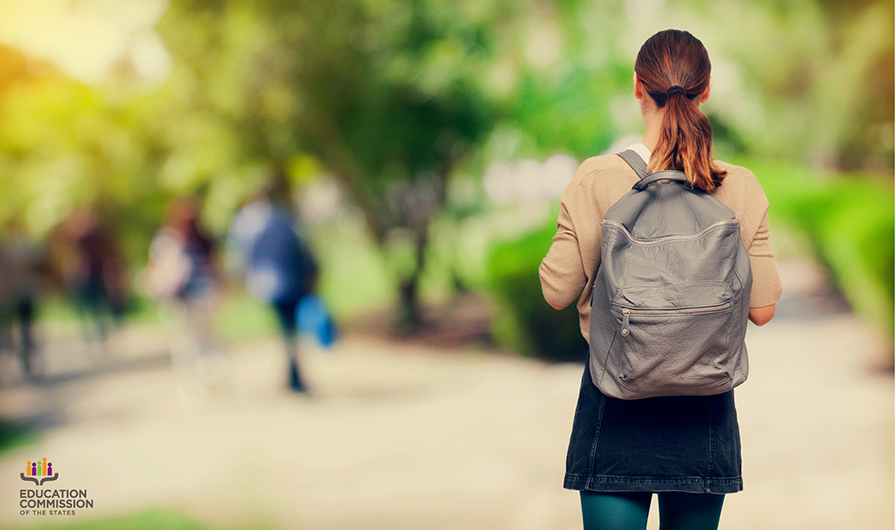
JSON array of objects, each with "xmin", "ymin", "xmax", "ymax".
[{"xmin": 609, "ymin": 301, "xmax": 737, "ymax": 397}]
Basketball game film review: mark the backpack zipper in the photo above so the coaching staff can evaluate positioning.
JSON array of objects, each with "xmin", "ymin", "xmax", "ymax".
[
  {"xmin": 603, "ymin": 219, "xmax": 738, "ymax": 245},
  {"xmin": 619, "ymin": 303, "xmax": 731, "ymax": 336}
]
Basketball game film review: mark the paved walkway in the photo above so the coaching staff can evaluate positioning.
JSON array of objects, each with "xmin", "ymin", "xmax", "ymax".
[{"xmin": 0, "ymin": 258, "xmax": 892, "ymax": 530}]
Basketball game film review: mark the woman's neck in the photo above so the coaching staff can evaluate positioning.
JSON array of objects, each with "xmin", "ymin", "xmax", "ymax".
[{"xmin": 641, "ymin": 105, "xmax": 665, "ymax": 153}]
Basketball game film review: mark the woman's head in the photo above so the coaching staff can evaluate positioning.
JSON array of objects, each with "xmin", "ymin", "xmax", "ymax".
[{"xmin": 635, "ymin": 30, "xmax": 726, "ymax": 191}]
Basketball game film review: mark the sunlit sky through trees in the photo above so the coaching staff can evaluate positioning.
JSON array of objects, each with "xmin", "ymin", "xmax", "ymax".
[{"xmin": 0, "ymin": 0, "xmax": 170, "ymax": 83}]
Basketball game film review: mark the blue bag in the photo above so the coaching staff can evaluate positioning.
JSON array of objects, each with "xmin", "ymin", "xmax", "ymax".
[{"xmin": 297, "ymin": 294, "xmax": 338, "ymax": 348}]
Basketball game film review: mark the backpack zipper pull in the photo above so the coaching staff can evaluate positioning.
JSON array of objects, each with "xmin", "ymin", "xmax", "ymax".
[{"xmin": 621, "ymin": 309, "xmax": 630, "ymax": 336}]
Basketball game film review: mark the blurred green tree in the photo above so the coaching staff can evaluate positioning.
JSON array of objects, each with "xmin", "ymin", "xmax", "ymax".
[
  {"xmin": 0, "ymin": 0, "xmax": 889, "ymax": 342},
  {"xmin": 155, "ymin": 0, "xmax": 520, "ymax": 328},
  {"xmin": 675, "ymin": 0, "xmax": 893, "ymax": 170},
  {"xmin": 0, "ymin": 45, "xmax": 168, "ymax": 264}
]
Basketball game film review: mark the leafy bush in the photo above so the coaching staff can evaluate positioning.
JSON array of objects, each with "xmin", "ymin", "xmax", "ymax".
[
  {"xmin": 744, "ymin": 159, "xmax": 894, "ymax": 340},
  {"xmin": 486, "ymin": 221, "xmax": 586, "ymax": 361}
]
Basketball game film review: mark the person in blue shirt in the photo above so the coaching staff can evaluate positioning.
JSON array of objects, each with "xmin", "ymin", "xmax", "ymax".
[{"xmin": 227, "ymin": 189, "xmax": 317, "ymax": 393}]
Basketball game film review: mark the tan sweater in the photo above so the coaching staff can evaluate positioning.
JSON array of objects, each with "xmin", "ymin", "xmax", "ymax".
[{"xmin": 539, "ymin": 153, "xmax": 783, "ymax": 344}]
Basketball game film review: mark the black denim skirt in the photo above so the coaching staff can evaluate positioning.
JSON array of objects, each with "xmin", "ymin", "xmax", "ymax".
[{"xmin": 564, "ymin": 357, "xmax": 744, "ymax": 494}]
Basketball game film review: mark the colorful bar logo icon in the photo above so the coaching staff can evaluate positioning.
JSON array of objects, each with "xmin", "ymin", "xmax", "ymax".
[{"xmin": 20, "ymin": 458, "xmax": 58, "ymax": 486}]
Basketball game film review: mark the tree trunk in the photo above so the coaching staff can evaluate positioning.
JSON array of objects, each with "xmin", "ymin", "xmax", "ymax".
[{"xmin": 396, "ymin": 225, "xmax": 428, "ymax": 332}]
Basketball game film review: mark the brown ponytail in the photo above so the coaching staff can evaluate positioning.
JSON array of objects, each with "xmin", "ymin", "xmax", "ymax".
[{"xmin": 635, "ymin": 30, "xmax": 726, "ymax": 191}]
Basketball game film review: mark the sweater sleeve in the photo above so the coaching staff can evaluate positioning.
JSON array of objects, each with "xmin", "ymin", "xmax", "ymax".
[
  {"xmin": 540, "ymin": 197, "xmax": 587, "ymax": 309},
  {"xmin": 747, "ymin": 207, "xmax": 783, "ymax": 307}
]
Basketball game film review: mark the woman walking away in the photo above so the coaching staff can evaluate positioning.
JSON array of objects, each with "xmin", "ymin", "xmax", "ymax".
[
  {"xmin": 539, "ymin": 29, "xmax": 782, "ymax": 530},
  {"xmin": 226, "ymin": 189, "xmax": 318, "ymax": 394},
  {"xmin": 145, "ymin": 196, "xmax": 227, "ymax": 409}
]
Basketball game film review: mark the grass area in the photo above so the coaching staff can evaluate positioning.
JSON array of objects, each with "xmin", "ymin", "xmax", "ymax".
[
  {"xmin": 37, "ymin": 293, "xmax": 281, "ymax": 345},
  {"xmin": 311, "ymin": 225, "xmax": 397, "ymax": 319},
  {"xmin": 0, "ymin": 421, "xmax": 40, "ymax": 454},
  {"xmin": 11, "ymin": 509, "xmax": 223, "ymax": 530},
  {"xmin": 34, "ymin": 223, "xmax": 425, "ymax": 341},
  {"xmin": 213, "ymin": 294, "xmax": 280, "ymax": 343}
]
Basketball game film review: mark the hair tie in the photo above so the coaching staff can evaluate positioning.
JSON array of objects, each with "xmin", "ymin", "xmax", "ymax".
[{"xmin": 665, "ymin": 85, "xmax": 687, "ymax": 97}]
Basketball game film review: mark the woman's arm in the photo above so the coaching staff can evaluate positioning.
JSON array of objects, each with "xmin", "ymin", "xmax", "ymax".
[
  {"xmin": 540, "ymin": 201, "xmax": 587, "ymax": 310},
  {"xmin": 744, "ymin": 197, "xmax": 782, "ymax": 326},
  {"xmin": 748, "ymin": 304, "xmax": 775, "ymax": 326}
]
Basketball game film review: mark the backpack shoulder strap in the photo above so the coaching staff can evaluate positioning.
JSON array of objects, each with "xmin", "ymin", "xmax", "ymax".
[
  {"xmin": 617, "ymin": 150, "xmax": 692, "ymax": 191},
  {"xmin": 617, "ymin": 150, "xmax": 649, "ymax": 180}
]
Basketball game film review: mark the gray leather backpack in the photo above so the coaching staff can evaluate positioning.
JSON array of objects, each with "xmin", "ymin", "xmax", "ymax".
[{"xmin": 588, "ymin": 150, "xmax": 752, "ymax": 400}]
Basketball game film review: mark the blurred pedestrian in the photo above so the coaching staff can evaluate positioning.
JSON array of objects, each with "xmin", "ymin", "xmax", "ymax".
[
  {"xmin": 0, "ymin": 222, "xmax": 46, "ymax": 379},
  {"xmin": 226, "ymin": 189, "xmax": 317, "ymax": 393},
  {"xmin": 58, "ymin": 207, "xmax": 127, "ymax": 351},
  {"xmin": 540, "ymin": 30, "xmax": 782, "ymax": 529},
  {"xmin": 143, "ymin": 196, "xmax": 227, "ymax": 406}
]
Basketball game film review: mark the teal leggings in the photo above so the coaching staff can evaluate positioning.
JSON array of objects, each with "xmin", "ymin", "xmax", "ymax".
[{"xmin": 580, "ymin": 491, "xmax": 725, "ymax": 530}]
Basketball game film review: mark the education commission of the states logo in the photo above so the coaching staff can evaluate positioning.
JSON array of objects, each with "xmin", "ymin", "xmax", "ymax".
[
  {"xmin": 17, "ymin": 457, "xmax": 95, "ymax": 517},
  {"xmin": 20, "ymin": 458, "xmax": 57, "ymax": 486}
]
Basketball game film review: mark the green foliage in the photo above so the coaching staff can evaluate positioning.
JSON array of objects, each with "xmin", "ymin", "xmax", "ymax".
[
  {"xmin": 486, "ymin": 222, "xmax": 584, "ymax": 361},
  {"xmin": 677, "ymin": 0, "xmax": 894, "ymax": 169},
  {"xmin": 743, "ymin": 158, "xmax": 894, "ymax": 339},
  {"xmin": 213, "ymin": 294, "xmax": 280, "ymax": 343},
  {"xmin": 16, "ymin": 510, "xmax": 217, "ymax": 530},
  {"xmin": 155, "ymin": 0, "xmax": 505, "ymax": 222},
  {"xmin": 0, "ymin": 0, "xmax": 890, "ymax": 338},
  {"xmin": 154, "ymin": 0, "xmax": 517, "ymax": 325},
  {"xmin": 0, "ymin": 74, "xmax": 168, "ymax": 260},
  {"xmin": 0, "ymin": 421, "xmax": 40, "ymax": 454}
]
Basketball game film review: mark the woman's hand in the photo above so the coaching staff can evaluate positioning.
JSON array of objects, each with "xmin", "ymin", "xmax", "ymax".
[{"xmin": 748, "ymin": 304, "xmax": 775, "ymax": 326}]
